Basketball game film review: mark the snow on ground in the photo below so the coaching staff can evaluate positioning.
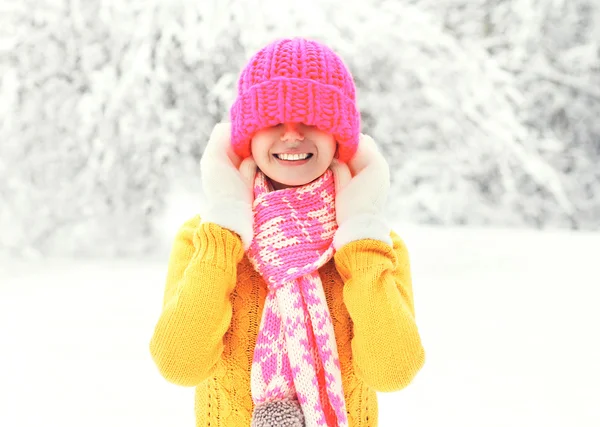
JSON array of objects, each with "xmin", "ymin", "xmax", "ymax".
[{"xmin": 1, "ymin": 225, "xmax": 599, "ymax": 426}]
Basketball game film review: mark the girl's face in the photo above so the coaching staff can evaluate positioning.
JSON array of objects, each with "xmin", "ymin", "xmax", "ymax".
[{"xmin": 250, "ymin": 122, "xmax": 337, "ymax": 190}]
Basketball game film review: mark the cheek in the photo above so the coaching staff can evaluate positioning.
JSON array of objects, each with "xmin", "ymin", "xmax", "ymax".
[
  {"xmin": 319, "ymin": 140, "xmax": 337, "ymax": 163},
  {"xmin": 250, "ymin": 139, "xmax": 276, "ymax": 172},
  {"xmin": 250, "ymin": 138, "xmax": 267, "ymax": 160}
]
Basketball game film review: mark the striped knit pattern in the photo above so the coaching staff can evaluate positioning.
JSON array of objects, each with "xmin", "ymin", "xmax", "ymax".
[
  {"xmin": 247, "ymin": 169, "xmax": 349, "ymax": 427},
  {"xmin": 230, "ymin": 37, "xmax": 360, "ymax": 163}
]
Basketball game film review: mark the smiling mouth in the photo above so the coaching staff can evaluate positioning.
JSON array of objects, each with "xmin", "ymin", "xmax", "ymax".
[{"xmin": 273, "ymin": 153, "xmax": 314, "ymax": 161}]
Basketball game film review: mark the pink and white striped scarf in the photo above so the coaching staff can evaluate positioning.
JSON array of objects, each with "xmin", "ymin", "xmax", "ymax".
[{"xmin": 247, "ymin": 169, "xmax": 349, "ymax": 427}]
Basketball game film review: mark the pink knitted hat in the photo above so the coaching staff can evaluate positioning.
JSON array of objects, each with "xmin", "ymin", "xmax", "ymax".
[{"xmin": 230, "ymin": 37, "xmax": 360, "ymax": 163}]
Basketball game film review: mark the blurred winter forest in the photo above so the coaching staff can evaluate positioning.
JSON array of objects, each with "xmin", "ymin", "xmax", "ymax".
[{"xmin": 1, "ymin": 0, "xmax": 598, "ymax": 258}]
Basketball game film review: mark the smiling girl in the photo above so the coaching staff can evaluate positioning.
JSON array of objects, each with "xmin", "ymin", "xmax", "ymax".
[
  {"xmin": 149, "ymin": 37, "xmax": 425, "ymax": 427},
  {"xmin": 251, "ymin": 122, "xmax": 337, "ymax": 189}
]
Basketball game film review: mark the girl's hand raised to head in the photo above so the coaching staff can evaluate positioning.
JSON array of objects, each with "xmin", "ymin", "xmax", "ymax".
[
  {"xmin": 200, "ymin": 122, "xmax": 257, "ymax": 250},
  {"xmin": 329, "ymin": 134, "xmax": 393, "ymax": 249}
]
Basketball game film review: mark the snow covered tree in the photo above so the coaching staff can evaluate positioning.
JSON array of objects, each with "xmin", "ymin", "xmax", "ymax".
[
  {"xmin": 1, "ymin": 0, "xmax": 597, "ymax": 259},
  {"xmin": 412, "ymin": 0, "xmax": 600, "ymax": 228}
]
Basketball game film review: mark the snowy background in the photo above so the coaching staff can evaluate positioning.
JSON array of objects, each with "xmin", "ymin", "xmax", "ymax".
[{"xmin": 1, "ymin": 0, "xmax": 599, "ymax": 426}]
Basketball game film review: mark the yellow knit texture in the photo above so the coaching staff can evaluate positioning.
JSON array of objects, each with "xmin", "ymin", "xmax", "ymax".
[{"xmin": 149, "ymin": 216, "xmax": 425, "ymax": 426}]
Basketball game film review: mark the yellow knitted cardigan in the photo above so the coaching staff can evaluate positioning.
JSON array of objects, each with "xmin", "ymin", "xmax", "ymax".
[{"xmin": 149, "ymin": 215, "xmax": 425, "ymax": 426}]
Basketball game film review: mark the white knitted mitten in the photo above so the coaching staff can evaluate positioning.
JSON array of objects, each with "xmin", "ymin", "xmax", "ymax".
[
  {"xmin": 200, "ymin": 122, "xmax": 257, "ymax": 250},
  {"xmin": 329, "ymin": 133, "xmax": 392, "ymax": 250}
]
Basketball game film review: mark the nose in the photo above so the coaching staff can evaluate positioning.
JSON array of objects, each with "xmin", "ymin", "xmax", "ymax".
[{"xmin": 281, "ymin": 122, "xmax": 304, "ymax": 143}]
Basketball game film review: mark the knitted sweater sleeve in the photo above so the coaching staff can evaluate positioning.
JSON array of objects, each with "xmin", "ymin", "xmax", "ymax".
[
  {"xmin": 149, "ymin": 215, "xmax": 244, "ymax": 387},
  {"xmin": 333, "ymin": 230, "xmax": 425, "ymax": 392}
]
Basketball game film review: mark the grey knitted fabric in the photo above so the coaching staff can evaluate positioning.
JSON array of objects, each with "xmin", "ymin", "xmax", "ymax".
[{"xmin": 251, "ymin": 398, "xmax": 305, "ymax": 427}]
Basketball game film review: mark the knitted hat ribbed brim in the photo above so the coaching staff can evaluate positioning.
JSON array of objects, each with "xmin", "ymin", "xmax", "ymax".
[{"xmin": 230, "ymin": 37, "xmax": 360, "ymax": 163}]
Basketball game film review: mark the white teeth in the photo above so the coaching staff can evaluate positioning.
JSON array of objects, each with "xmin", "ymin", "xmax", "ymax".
[{"xmin": 276, "ymin": 153, "xmax": 310, "ymax": 161}]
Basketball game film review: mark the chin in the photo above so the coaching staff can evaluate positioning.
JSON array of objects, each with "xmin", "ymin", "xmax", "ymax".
[
  {"xmin": 270, "ymin": 175, "xmax": 316, "ymax": 189},
  {"xmin": 280, "ymin": 179, "xmax": 311, "ymax": 187}
]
